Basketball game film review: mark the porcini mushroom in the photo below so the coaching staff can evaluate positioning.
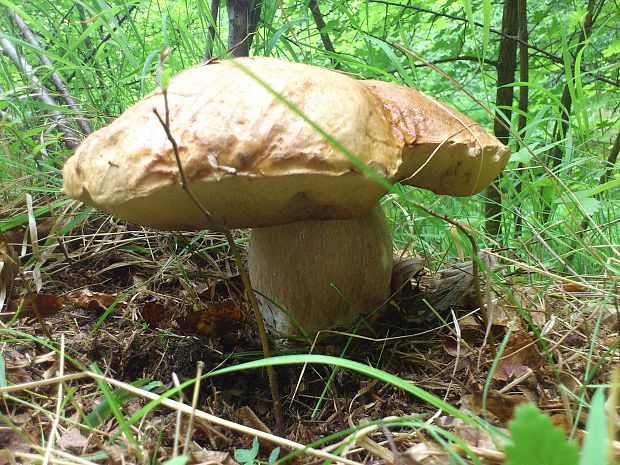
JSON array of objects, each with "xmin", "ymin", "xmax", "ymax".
[{"xmin": 62, "ymin": 57, "xmax": 510, "ymax": 336}]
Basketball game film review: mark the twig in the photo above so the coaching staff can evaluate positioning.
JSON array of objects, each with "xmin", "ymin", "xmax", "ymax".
[
  {"xmin": 151, "ymin": 56, "xmax": 284, "ymax": 434},
  {"xmin": 0, "ymin": 36, "xmax": 79, "ymax": 148},
  {"xmin": 414, "ymin": 55, "xmax": 498, "ymax": 68},
  {"xmin": 308, "ymin": 0, "xmax": 340, "ymax": 68},
  {"xmin": 13, "ymin": 453, "xmax": 91, "ymax": 465},
  {"xmin": 272, "ymin": 0, "xmax": 306, "ymax": 60},
  {"xmin": 0, "ymin": 372, "xmax": 363, "ymax": 465},
  {"xmin": 8, "ymin": 9, "xmax": 92, "ymax": 136},
  {"xmin": 42, "ymin": 335, "xmax": 65, "ymax": 465},
  {"xmin": 409, "ymin": 200, "xmax": 496, "ymax": 356},
  {"xmin": 171, "ymin": 373, "xmax": 183, "ymax": 458},
  {"xmin": 30, "ymin": 446, "xmax": 99, "ymax": 465},
  {"xmin": 182, "ymin": 361, "xmax": 204, "ymax": 455}
]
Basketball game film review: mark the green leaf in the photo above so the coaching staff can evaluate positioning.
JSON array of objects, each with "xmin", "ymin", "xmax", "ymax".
[
  {"xmin": 580, "ymin": 388, "xmax": 608, "ymax": 465},
  {"xmin": 235, "ymin": 437, "xmax": 260, "ymax": 465},
  {"xmin": 0, "ymin": 353, "xmax": 7, "ymax": 392},
  {"xmin": 505, "ymin": 404, "xmax": 579, "ymax": 465},
  {"xmin": 82, "ymin": 378, "xmax": 162, "ymax": 433},
  {"xmin": 162, "ymin": 456, "xmax": 188, "ymax": 465},
  {"xmin": 268, "ymin": 447, "xmax": 281, "ymax": 464},
  {"xmin": 553, "ymin": 189, "xmax": 604, "ymax": 216},
  {"xmin": 602, "ymin": 38, "xmax": 620, "ymax": 57},
  {"xmin": 265, "ymin": 17, "xmax": 308, "ymax": 55}
]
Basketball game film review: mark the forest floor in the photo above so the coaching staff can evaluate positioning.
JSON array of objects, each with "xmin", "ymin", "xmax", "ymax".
[{"xmin": 1, "ymin": 208, "xmax": 618, "ymax": 464}]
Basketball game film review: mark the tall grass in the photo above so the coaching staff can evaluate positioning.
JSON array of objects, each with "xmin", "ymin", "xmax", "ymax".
[{"xmin": 0, "ymin": 0, "xmax": 618, "ymax": 463}]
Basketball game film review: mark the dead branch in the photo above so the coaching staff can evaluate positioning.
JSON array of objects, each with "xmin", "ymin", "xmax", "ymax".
[
  {"xmin": 0, "ymin": 35, "xmax": 80, "ymax": 149},
  {"xmin": 308, "ymin": 0, "xmax": 339, "ymax": 68},
  {"xmin": 7, "ymin": 9, "xmax": 92, "ymax": 136}
]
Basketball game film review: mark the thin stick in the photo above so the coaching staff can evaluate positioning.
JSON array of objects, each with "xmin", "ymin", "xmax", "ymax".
[
  {"xmin": 42, "ymin": 335, "xmax": 65, "ymax": 465},
  {"xmin": 30, "ymin": 446, "xmax": 99, "ymax": 465},
  {"xmin": 171, "ymin": 373, "xmax": 183, "ymax": 457},
  {"xmin": 152, "ymin": 68, "xmax": 284, "ymax": 433},
  {"xmin": 0, "ymin": 372, "xmax": 362, "ymax": 465},
  {"xmin": 14, "ymin": 453, "xmax": 89, "ymax": 465},
  {"xmin": 182, "ymin": 361, "xmax": 204, "ymax": 455}
]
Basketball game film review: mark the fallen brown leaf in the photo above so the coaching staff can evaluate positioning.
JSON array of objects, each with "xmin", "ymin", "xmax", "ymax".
[
  {"xmin": 550, "ymin": 413, "xmax": 585, "ymax": 443},
  {"xmin": 65, "ymin": 288, "xmax": 125, "ymax": 313},
  {"xmin": 8, "ymin": 293, "xmax": 64, "ymax": 319},
  {"xmin": 562, "ymin": 283, "xmax": 586, "ymax": 293},
  {"xmin": 466, "ymin": 390, "xmax": 528, "ymax": 422},
  {"xmin": 494, "ymin": 359, "xmax": 530, "ymax": 382},
  {"xmin": 180, "ymin": 301, "xmax": 242, "ymax": 337},
  {"xmin": 141, "ymin": 298, "xmax": 169, "ymax": 327},
  {"xmin": 503, "ymin": 330, "xmax": 544, "ymax": 369}
]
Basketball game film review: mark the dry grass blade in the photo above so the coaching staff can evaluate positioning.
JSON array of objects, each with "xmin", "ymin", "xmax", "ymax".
[
  {"xmin": 182, "ymin": 360, "xmax": 204, "ymax": 455},
  {"xmin": 0, "ymin": 372, "xmax": 363, "ymax": 465},
  {"xmin": 42, "ymin": 335, "xmax": 65, "ymax": 465}
]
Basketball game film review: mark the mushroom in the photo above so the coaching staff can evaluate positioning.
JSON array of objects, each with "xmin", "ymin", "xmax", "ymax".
[{"xmin": 62, "ymin": 57, "xmax": 510, "ymax": 336}]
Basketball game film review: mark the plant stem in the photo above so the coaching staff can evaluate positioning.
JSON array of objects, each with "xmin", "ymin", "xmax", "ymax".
[{"xmin": 153, "ymin": 87, "xmax": 285, "ymax": 435}]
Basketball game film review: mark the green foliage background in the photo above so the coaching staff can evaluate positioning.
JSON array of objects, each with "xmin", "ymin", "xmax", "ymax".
[{"xmin": 0, "ymin": 0, "xmax": 618, "ymax": 276}]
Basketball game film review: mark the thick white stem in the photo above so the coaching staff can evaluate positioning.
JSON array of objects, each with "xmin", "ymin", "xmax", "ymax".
[{"xmin": 248, "ymin": 205, "xmax": 393, "ymax": 336}]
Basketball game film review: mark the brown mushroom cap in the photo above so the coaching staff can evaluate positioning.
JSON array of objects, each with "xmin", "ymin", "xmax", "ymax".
[
  {"xmin": 63, "ymin": 57, "xmax": 510, "ymax": 230},
  {"xmin": 62, "ymin": 57, "xmax": 402, "ymax": 230},
  {"xmin": 361, "ymin": 80, "xmax": 511, "ymax": 196}
]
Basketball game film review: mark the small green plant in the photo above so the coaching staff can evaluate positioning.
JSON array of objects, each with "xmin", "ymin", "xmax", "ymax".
[
  {"xmin": 82, "ymin": 373, "xmax": 162, "ymax": 435},
  {"xmin": 162, "ymin": 456, "xmax": 188, "ymax": 465},
  {"xmin": 505, "ymin": 404, "xmax": 579, "ymax": 465},
  {"xmin": 234, "ymin": 437, "xmax": 280, "ymax": 465},
  {"xmin": 505, "ymin": 399, "xmax": 612, "ymax": 465}
]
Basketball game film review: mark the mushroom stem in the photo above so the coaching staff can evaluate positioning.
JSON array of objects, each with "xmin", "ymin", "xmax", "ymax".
[{"xmin": 248, "ymin": 205, "xmax": 393, "ymax": 336}]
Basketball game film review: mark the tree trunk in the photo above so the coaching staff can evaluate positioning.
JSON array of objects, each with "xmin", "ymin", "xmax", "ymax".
[
  {"xmin": 514, "ymin": 0, "xmax": 529, "ymax": 234},
  {"xmin": 226, "ymin": 0, "xmax": 262, "ymax": 57},
  {"xmin": 308, "ymin": 0, "xmax": 339, "ymax": 68},
  {"xmin": 484, "ymin": 0, "xmax": 518, "ymax": 235},
  {"xmin": 541, "ymin": 0, "xmax": 601, "ymax": 224},
  {"xmin": 204, "ymin": 0, "xmax": 221, "ymax": 60}
]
